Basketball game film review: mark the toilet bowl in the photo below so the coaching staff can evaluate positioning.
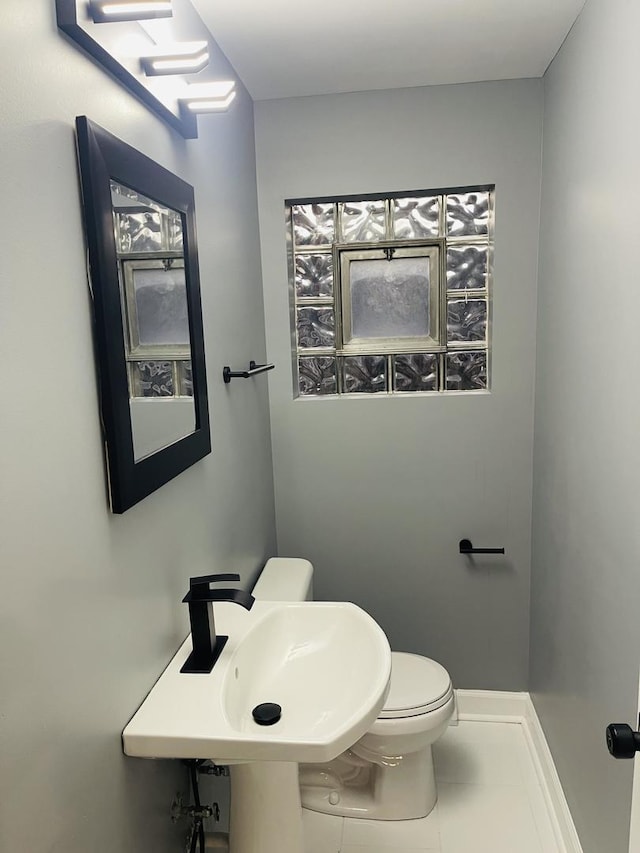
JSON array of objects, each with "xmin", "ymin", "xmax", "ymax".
[
  {"xmin": 299, "ymin": 651, "xmax": 454, "ymax": 819},
  {"xmin": 252, "ymin": 558, "xmax": 455, "ymax": 821}
]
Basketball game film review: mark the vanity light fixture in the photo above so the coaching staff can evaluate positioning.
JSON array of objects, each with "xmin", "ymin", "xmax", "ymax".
[
  {"xmin": 141, "ymin": 41, "xmax": 210, "ymax": 76},
  {"xmin": 89, "ymin": 0, "xmax": 173, "ymax": 23},
  {"xmin": 57, "ymin": 0, "xmax": 232, "ymax": 137},
  {"xmin": 180, "ymin": 80, "xmax": 237, "ymax": 113}
]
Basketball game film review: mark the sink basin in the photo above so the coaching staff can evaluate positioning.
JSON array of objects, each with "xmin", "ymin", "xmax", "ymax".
[
  {"xmin": 223, "ymin": 602, "xmax": 390, "ymax": 757},
  {"xmin": 123, "ymin": 600, "xmax": 391, "ymax": 763}
]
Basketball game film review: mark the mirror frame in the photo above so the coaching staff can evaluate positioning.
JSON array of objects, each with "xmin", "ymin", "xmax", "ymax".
[{"xmin": 75, "ymin": 116, "xmax": 210, "ymax": 513}]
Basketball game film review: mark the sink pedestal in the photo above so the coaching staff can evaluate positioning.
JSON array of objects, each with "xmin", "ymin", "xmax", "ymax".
[{"xmin": 229, "ymin": 761, "xmax": 304, "ymax": 853}]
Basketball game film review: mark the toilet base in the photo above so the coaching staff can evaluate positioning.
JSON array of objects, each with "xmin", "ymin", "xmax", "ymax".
[{"xmin": 300, "ymin": 747, "xmax": 437, "ymax": 821}]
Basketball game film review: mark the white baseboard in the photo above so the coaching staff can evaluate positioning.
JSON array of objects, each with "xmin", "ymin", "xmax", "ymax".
[
  {"xmin": 455, "ymin": 690, "xmax": 583, "ymax": 853},
  {"xmin": 455, "ymin": 688, "xmax": 530, "ymax": 720},
  {"xmin": 522, "ymin": 698, "xmax": 584, "ymax": 853}
]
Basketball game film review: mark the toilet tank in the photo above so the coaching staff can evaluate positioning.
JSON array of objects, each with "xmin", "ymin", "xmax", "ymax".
[{"xmin": 252, "ymin": 557, "xmax": 314, "ymax": 602}]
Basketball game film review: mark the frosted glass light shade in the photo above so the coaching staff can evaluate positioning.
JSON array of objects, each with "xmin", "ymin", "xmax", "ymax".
[
  {"xmin": 180, "ymin": 81, "xmax": 237, "ymax": 113},
  {"xmin": 89, "ymin": 0, "xmax": 173, "ymax": 23},
  {"xmin": 141, "ymin": 41, "xmax": 209, "ymax": 76}
]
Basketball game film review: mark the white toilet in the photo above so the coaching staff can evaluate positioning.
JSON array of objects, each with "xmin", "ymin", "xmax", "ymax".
[{"xmin": 252, "ymin": 557, "xmax": 455, "ymax": 821}]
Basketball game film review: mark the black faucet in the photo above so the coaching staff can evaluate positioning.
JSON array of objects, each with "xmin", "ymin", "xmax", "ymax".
[{"xmin": 180, "ymin": 573, "xmax": 255, "ymax": 674}]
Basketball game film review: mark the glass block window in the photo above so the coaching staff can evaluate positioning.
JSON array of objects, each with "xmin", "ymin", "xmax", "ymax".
[{"xmin": 287, "ymin": 186, "xmax": 493, "ymax": 396}]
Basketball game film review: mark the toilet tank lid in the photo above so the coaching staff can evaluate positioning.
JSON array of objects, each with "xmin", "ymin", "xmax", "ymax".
[
  {"xmin": 381, "ymin": 652, "xmax": 452, "ymax": 715},
  {"xmin": 252, "ymin": 557, "xmax": 313, "ymax": 601}
]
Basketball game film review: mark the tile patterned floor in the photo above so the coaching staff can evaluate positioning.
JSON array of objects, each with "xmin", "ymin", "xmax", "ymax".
[{"xmin": 302, "ymin": 720, "xmax": 560, "ymax": 853}]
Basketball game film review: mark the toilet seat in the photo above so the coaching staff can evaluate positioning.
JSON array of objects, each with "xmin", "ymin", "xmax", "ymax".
[{"xmin": 378, "ymin": 652, "xmax": 453, "ymax": 719}]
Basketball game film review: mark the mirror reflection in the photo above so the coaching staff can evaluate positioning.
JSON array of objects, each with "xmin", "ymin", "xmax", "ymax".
[{"xmin": 110, "ymin": 181, "xmax": 196, "ymax": 461}]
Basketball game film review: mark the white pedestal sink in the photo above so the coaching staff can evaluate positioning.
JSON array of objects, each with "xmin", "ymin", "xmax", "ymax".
[{"xmin": 123, "ymin": 601, "xmax": 391, "ymax": 853}]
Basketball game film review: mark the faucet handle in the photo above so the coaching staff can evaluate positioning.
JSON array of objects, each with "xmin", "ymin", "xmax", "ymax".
[
  {"xmin": 190, "ymin": 573, "xmax": 240, "ymax": 588},
  {"xmin": 183, "ymin": 573, "xmax": 246, "ymax": 604}
]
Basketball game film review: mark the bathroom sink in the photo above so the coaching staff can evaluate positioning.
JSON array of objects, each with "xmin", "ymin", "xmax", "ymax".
[{"xmin": 123, "ymin": 601, "xmax": 391, "ymax": 763}]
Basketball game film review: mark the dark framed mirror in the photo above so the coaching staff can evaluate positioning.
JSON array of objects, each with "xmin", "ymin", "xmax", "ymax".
[{"xmin": 75, "ymin": 116, "xmax": 210, "ymax": 513}]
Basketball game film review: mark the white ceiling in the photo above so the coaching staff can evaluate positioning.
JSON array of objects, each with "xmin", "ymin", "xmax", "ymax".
[{"xmin": 191, "ymin": 0, "xmax": 585, "ymax": 101}]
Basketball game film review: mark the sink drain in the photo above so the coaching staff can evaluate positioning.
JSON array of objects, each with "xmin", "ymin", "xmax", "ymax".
[{"xmin": 252, "ymin": 703, "xmax": 282, "ymax": 726}]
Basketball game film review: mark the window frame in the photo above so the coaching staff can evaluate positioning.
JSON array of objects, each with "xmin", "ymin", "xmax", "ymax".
[
  {"xmin": 121, "ymin": 257, "xmax": 190, "ymax": 360},
  {"xmin": 336, "ymin": 240, "xmax": 445, "ymax": 355}
]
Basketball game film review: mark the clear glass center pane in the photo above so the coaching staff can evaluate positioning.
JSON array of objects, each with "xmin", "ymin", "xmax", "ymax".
[{"xmin": 349, "ymin": 256, "xmax": 430, "ymax": 339}]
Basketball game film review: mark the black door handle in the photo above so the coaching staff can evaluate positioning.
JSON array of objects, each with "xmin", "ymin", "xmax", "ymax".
[{"xmin": 606, "ymin": 721, "xmax": 640, "ymax": 759}]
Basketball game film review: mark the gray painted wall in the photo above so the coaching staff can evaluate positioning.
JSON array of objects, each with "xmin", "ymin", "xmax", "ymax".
[
  {"xmin": 531, "ymin": 1, "xmax": 640, "ymax": 851},
  {"xmin": 0, "ymin": 5, "xmax": 275, "ymax": 852},
  {"xmin": 254, "ymin": 80, "xmax": 543, "ymax": 690}
]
